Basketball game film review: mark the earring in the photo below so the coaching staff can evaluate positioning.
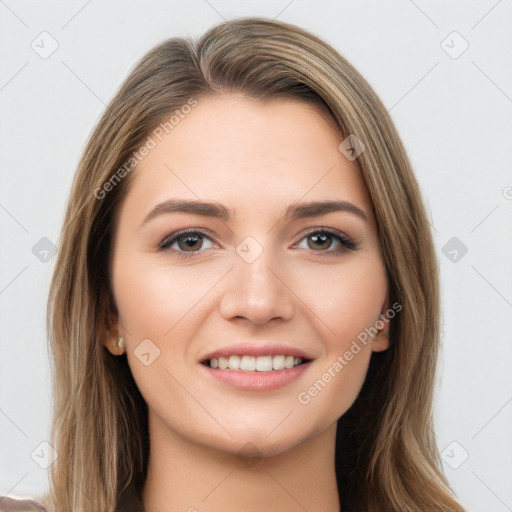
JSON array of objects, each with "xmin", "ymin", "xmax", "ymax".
[{"xmin": 117, "ymin": 334, "xmax": 125, "ymax": 350}]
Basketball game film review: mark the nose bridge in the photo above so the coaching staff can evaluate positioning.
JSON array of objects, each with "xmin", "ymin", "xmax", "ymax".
[{"xmin": 219, "ymin": 237, "xmax": 294, "ymax": 324}]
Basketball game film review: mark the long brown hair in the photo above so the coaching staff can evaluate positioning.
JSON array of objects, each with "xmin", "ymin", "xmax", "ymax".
[{"xmin": 41, "ymin": 17, "xmax": 464, "ymax": 511}]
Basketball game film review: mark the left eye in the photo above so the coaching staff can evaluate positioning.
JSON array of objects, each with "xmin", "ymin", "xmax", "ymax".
[{"xmin": 293, "ymin": 229, "xmax": 356, "ymax": 254}]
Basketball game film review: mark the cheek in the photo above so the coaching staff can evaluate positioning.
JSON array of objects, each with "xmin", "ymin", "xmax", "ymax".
[
  {"xmin": 295, "ymin": 346, "xmax": 372, "ymax": 435},
  {"xmin": 111, "ymin": 255, "xmax": 220, "ymax": 403},
  {"xmin": 111, "ymin": 256, "xmax": 213, "ymax": 429},
  {"xmin": 292, "ymin": 256, "xmax": 386, "ymax": 419},
  {"xmin": 298, "ymin": 255, "xmax": 387, "ymax": 344},
  {"xmin": 112, "ymin": 254, "xmax": 214, "ymax": 338}
]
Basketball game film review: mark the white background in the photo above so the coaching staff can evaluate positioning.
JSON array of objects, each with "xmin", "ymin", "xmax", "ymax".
[{"xmin": 1, "ymin": 1, "xmax": 511, "ymax": 511}]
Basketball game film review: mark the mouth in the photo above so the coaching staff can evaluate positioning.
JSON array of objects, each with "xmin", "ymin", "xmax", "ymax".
[
  {"xmin": 199, "ymin": 342, "xmax": 315, "ymax": 390},
  {"xmin": 201, "ymin": 354, "xmax": 311, "ymax": 372}
]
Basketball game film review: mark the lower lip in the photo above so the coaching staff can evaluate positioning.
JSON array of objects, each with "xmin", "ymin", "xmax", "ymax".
[{"xmin": 200, "ymin": 362, "xmax": 312, "ymax": 391}]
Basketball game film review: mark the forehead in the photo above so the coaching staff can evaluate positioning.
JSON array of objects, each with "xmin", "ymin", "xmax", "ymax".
[{"xmin": 119, "ymin": 94, "xmax": 372, "ymax": 224}]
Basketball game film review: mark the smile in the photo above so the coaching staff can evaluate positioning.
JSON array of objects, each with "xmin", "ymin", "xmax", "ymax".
[{"xmin": 204, "ymin": 355, "xmax": 306, "ymax": 371}]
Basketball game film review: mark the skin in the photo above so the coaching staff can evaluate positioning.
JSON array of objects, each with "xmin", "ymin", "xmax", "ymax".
[{"xmin": 104, "ymin": 94, "xmax": 389, "ymax": 512}]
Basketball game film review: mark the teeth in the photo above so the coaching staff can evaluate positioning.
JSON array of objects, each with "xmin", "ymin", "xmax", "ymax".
[
  {"xmin": 256, "ymin": 356, "xmax": 272, "ymax": 372},
  {"xmin": 272, "ymin": 355, "xmax": 285, "ymax": 370},
  {"xmin": 228, "ymin": 355, "xmax": 240, "ymax": 370},
  {"xmin": 240, "ymin": 355, "xmax": 256, "ymax": 371},
  {"xmin": 207, "ymin": 355, "xmax": 304, "ymax": 371}
]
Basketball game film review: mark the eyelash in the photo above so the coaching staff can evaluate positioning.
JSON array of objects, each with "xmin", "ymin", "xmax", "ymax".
[{"xmin": 158, "ymin": 227, "xmax": 358, "ymax": 260}]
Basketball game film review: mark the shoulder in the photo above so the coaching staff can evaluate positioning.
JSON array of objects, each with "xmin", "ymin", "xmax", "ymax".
[{"xmin": 0, "ymin": 495, "xmax": 47, "ymax": 511}]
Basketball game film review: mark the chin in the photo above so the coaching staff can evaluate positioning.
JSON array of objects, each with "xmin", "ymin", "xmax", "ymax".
[
  {"xmin": 201, "ymin": 421, "xmax": 316, "ymax": 461},
  {"xmin": 234, "ymin": 436, "xmax": 302, "ymax": 461}
]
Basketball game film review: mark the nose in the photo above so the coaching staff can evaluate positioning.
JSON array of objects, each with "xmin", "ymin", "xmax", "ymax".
[{"xmin": 219, "ymin": 247, "xmax": 295, "ymax": 326}]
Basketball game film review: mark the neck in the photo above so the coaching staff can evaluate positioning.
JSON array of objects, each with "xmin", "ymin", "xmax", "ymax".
[{"xmin": 142, "ymin": 414, "xmax": 340, "ymax": 512}]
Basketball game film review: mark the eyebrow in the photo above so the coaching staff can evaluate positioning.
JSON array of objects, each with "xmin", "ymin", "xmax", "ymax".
[{"xmin": 140, "ymin": 198, "xmax": 368, "ymax": 227}]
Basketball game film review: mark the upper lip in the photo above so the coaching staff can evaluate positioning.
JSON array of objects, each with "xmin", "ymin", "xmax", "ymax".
[{"xmin": 201, "ymin": 341, "xmax": 315, "ymax": 362}]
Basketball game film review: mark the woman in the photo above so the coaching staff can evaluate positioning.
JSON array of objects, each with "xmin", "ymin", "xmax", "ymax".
[{"xmin": 2, "ymin": 17, "xmax": 465, "ymax": 512}]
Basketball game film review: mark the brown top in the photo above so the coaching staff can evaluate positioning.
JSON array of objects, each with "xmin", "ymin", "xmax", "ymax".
[
  {"xmin": 0, "ymin": 484, "xmax": 144, "ymax": 512},
  {"xmin": 0, "ymin": 495, "xmax": 47, "ymax": 511}
]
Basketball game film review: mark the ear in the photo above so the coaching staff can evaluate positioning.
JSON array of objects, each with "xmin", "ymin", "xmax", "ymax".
[
  {"xmin": 98, "ymin": 293, "xmax": 124, "ymax": 356},
  {"xmin": 371, "ymin": 295, "xmax": 391, "ymax": 353}
]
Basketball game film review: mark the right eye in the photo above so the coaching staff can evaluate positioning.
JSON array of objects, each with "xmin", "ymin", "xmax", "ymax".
[{"xmin": 159, "ymin": 229, "xmax": 217, "ymax": 258}]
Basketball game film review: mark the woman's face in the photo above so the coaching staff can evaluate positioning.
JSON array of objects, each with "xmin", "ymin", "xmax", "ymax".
[{"xmin": 109, "ymin": 94, "xmax": 389, "ymax": 457}]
